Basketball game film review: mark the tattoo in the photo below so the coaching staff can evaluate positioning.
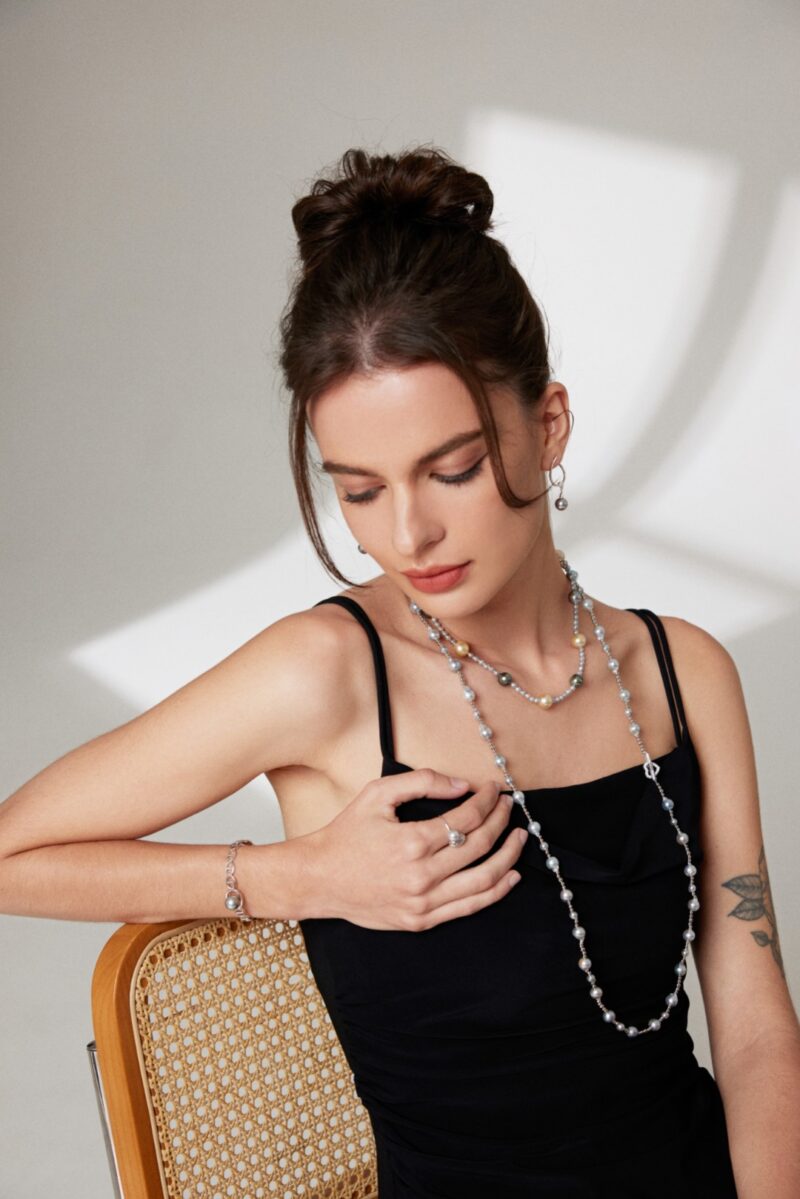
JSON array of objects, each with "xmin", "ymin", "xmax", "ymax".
[{"xmin": 721, "ymin": 843, "xmax": 785, "ymax": 980}]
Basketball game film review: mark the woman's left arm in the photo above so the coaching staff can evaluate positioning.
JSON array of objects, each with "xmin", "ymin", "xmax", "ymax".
[{"xmin": 663, "ymin": 616, "xmax": 800, "ymax": 1199}]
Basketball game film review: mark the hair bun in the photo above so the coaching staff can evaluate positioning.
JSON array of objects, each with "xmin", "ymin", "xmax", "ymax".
[{"xmin": 291, "ymin": 145, "xmax": 494, "ymax": 272}]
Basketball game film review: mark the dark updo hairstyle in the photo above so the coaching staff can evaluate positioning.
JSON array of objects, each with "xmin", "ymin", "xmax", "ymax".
[{"xmin": 278, "ymin": 143, "xmax": 554, "ymax": 588}]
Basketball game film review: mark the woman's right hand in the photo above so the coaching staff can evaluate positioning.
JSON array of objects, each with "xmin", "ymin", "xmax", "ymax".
[{"xmin": 302, "ymin": 770, "xmax": 528, "ymax": 930}]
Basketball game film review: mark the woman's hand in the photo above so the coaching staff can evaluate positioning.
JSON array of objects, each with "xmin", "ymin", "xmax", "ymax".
[{"xmin": 301, "ymin": 770, "xmax": 527, "ymax": 930}]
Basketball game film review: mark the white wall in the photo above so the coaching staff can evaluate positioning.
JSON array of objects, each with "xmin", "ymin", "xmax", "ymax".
[{"xmin": 2, "ymin": 1, "xmax": 798, "ymax": 1194}]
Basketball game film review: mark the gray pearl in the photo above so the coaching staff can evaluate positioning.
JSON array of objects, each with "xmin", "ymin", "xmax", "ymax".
[
  {"xmin": 555, "ymin": 496, "xmax": 568, "ymax": 510},
  {"xmin": 497, "ymin": 671, "xmax": 513, "ymax": 686},
  {"xmin": 570, "ymin": 673, "xmax": 584, "ymax": 688}
]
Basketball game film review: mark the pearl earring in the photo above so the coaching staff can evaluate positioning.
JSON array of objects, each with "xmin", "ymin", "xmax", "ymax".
[
  {"xmin": 548, "ymin": 460, "xmax": 568, "ymax": 510},
  {"xmin": 357, "ymin": 543, "xmax": 368, "ymax": 554}
]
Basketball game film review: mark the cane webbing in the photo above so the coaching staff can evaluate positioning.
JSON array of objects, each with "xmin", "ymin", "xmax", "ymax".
[{"xmin": 130, "ymin": 917, "xmax": 378, "ymax": 1198}]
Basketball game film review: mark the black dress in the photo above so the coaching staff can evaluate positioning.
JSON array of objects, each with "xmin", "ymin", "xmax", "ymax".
[{"xmin": 299, "ymin": 596, "xmax": 739, "ymax": 1197}]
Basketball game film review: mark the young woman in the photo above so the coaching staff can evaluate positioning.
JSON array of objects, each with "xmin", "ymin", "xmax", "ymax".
[{"xmin": 2, "ymin": 145, "xmax": 798, "ymax": 1197}]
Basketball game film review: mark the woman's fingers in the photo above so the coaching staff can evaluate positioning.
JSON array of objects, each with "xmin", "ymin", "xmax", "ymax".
[{"xmin": 416, "ymin": 823, "xmax": 529, "ymax": 928}]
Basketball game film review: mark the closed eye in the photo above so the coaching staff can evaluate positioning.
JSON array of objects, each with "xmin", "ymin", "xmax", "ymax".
[{"xmin": 342, "ymin": 454, "xmax": 488, "ymax": 505}]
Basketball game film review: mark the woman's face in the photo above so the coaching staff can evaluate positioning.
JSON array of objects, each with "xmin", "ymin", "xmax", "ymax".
[{"xmin": 309, "ymin": 361, "xmax": 568, "ymax": 612}]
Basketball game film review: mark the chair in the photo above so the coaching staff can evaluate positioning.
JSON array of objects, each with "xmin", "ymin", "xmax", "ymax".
[{"xmin": 87, "ymin": 916, "xmax": 378, "ymax": 1198}]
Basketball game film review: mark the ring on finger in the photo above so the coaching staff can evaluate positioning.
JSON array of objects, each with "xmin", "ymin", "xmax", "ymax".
[{"xmin": 440, "ymin": 816, "xmax": 468, "ymax": 848}]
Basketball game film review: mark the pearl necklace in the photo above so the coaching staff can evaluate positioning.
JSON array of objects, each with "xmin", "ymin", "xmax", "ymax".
[{"xmin": 406, "ymin": 553, "xmax": 699, "ymax": 1039}]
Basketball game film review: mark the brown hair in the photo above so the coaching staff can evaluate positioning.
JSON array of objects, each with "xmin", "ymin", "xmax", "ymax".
[{"xmin": 277, "ymin": 143, "xmax": 554, "ymax": 588}]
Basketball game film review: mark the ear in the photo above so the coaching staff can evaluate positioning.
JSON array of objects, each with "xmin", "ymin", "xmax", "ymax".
[{"xmin": 538, "ymin": 383, "xmax": 572, "ymax": 469}]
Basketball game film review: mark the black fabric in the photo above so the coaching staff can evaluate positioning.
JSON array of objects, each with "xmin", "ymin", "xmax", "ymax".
[{"xmin": 300, "ymin": 597, "xmax": 738, "ymax": 1196}]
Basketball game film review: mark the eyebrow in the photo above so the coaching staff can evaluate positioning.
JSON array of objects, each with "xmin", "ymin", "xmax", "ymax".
[{"xmin": 320, "ymin": 429, "xmax": 485, "ymax": 478}]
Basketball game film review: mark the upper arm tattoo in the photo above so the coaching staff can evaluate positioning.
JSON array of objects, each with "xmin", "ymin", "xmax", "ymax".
[{"xmin": 721, "ymin": 843, "xmax": 785, "ymax": 980}]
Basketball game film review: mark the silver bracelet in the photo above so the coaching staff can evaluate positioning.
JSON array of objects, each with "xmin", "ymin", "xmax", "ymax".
[{"xmin": 224, "ymin": 839, "xmax": 254, "ymax": 921}]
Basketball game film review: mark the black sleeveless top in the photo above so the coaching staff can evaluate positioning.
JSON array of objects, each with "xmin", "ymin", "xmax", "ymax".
[{"xmin": 299, "ymin": 597, "xmax": 738, "ymax": 1197}]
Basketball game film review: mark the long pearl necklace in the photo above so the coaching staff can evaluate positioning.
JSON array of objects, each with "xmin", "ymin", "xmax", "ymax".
[{"xmin": 406, "ymin": 553, "xmax": 699, "ymax": 1039}]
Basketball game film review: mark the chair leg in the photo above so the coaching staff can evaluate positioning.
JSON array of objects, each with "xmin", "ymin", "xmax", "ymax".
[{"xmin": 86, "ymin": 1039, "xmax": 124, "ymax": 1198}]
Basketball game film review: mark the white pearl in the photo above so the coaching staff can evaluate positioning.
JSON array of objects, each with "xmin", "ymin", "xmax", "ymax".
[
  {"xmin": 683, "ymin": 930, "xmax": 695, "ymax": 941},
  {"xmin": 675, "ymin": 962, "xmax": 687, "ymax": 976},
  {"xmin": 463, "ymin": 687, "xmax": 475, "ymax": 701},
  {"xmin": 684, "ymin": 864, "xmax": 697, "ymax": 877},
  {"xmin": 689, "ymin": 898, "xmax": 700, "ymax": 911},
  {"xmin": 409, "ymin": 601, "xmax": 420, "ymax": 614},
  {"xmin": 648, "ymin": 1019, "xmax": 662, "ymax": 1031},
  {"xmin": 603, "ymin": 1010, "xmax": 616, "ymax": 1023},
  {"xmin": 626, "ymin": 1026, "xmax": 639, "ymax": 1037},
  {"xmin": 479, "ymin": 725, "xmax": 492, "ymax": 738},
  {"xmin": 594, "ymin": 625, "xmax": 605, "ymax": 639},
  {"xmin": 629, "ymin": 722, "xmax": 640, "ymax": 735},
  {"xmin": 590, "ymin": 986, "xmax": 603, "ymax": 999},
  {"xmin": 677, "ymin": 833, "xmax": 689, "ymax": 844},
  {"xmin": 572, "ymin": 926, "xmax": 585, "ymax": 939},
  {"xmin": 545, "ymin": 856, "xmax": 559, "ymax": 871},
  {"xmin": 560, "ymin": 888, "xmax": 572, "ymax": 902},
  {"xmin": 512, "ymin": 790, "xmax": 525, "ymax": 804},
  {"xmin": 495, "ymin": 753, "xmax": 506, "ymax": 766},
  {"xmin": 449, "ymin": 658, "xmax": 463, "ymax": 672},
  {"xmin": 666, "ymin": 993, "xmax": 678, "ymax": 1007},
  {"xmin": 620, "ymin": 688, "xmax": 630, "ymax": 702},
  {"xmin": 607, "ymin": 658, "xmax": 619, "ymax": 671},
  {"xmin": 582, "ymin": 597, "xmax": 594, "ymax": 610},
  {"xmin": 661, "ymin": 797, "xmax": 674, "ymax": 810},
  {"xmin": 526, "ymin": 818, "xmax": 539, "ymax": 831},
  {"xmin": 578, "ymin": 957, "xmax": 592, "ymax": 971}
]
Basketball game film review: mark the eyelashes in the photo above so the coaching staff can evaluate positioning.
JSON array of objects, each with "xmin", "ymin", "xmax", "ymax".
[{"xmin": 342, "ymin": 454, "xmax": 488, "ymax": 505}]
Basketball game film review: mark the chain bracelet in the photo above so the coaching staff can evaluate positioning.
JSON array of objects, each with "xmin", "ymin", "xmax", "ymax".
[{"xmin": 224, "ymin": 839, "xmax": 254, "ymax": 921}]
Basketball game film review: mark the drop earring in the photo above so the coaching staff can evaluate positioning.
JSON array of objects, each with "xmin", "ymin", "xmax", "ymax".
[
  {"xmin": 357, "ymin": 543, "xmax": 368, "ymax": 554},
  {"xmin": 548, "ymin": 460, "xmax": 568, "ymax": 510}
]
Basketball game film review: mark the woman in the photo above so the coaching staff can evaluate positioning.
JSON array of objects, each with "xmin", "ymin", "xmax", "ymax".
[{"xmin": 1, "ymin": 145, "xmax": 798, "ymax": 1196}]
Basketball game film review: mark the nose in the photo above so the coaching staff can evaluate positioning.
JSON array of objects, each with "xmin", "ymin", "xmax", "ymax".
[{"xmin": 391, "ymin": 487, "xmax": 444, "ymax": 560}]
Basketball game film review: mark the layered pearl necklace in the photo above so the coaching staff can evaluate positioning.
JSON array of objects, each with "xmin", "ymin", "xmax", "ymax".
[{"xmin": 406, "ymin": 552, "xmax": 699, "ymax": 1039}]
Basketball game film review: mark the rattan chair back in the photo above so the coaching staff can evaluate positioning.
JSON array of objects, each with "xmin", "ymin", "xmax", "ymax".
[{"xmin": 90, "ymin": 916, "xmax": 378, "ymax": 1198}]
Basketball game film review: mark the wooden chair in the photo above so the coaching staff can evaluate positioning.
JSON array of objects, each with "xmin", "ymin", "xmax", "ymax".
[{"xmin": 87, "ymin": 916, "xmax": 378, "ymax": 1198}]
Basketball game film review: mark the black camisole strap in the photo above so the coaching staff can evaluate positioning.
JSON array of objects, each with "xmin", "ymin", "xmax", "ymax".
[
  {"xmin": 313, "ymin": 594, "xmax": 397, "ymax": 763},
  {"xmin": 625, "ymin": 608, "xmax": 687, "ymax": 746}
]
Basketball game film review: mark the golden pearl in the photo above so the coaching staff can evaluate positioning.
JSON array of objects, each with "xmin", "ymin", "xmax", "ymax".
[
  {"xmin": 453, "ymin": 640, "xmax": 470, "ymax": 657},
  {"xmin": 538, "ymin": 694, "xmax": 554, "ymax": 708},
  {"xmin": 571, "ymin": 632, "xmax": 586, "ymax": 648}
]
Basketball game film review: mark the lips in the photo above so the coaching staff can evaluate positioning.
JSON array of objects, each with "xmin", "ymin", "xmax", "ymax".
[
  {"xmin": 403, "ymin": 562, "xmax": 468, "ymax": 579},
  {"xmin": 403, "ymin": 562, "xmax": 471, "ymax": 593}
]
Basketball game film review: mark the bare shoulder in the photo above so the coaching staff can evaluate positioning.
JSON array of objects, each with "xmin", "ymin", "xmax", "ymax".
[
  {"xmin": 0, "ymin": 593, "xmax": 371, "ymax": 857},
  {"xmin": 656, "ymin": 612, "xmax": 741, "ymax": 707},
  {"xmin": 243, "ymin": 596, "xmax": 368, "ymax": 774}
]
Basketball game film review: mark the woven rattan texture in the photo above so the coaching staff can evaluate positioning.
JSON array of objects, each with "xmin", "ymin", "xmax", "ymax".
[{"xmin": 132, "ymin": 918, "xmax": 378, "ymax": 1199}]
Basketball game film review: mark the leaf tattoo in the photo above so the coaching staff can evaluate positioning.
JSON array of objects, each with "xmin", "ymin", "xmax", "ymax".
[{"xmin": 721, "ymin": 843, "xmax": 785, "ymax": 979}]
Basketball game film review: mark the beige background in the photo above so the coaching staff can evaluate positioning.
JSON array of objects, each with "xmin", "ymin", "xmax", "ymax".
[{"xmin": 2, "ymin": 1, "xmax": 799, "ymax": 1194}]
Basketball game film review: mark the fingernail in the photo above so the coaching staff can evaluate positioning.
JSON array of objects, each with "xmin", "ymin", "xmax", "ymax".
[
  {"xmin": 503, "ymin": 793, "xmax": 514, "ymax": 808},
  {"xmin": 509, "ymin": 872, "xmax": 522, "ymax": 887},
  {"xmin": 449, "ymin": 777, "xmax": 468, "ymax": 788}
]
